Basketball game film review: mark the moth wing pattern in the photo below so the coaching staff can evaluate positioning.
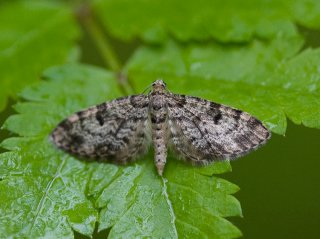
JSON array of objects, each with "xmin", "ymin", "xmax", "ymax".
[
  {"xmin": 50, "ymin": 95, "xmax": 150, "ymax": 164},
  {"xmin": 167, "ymin": 94, "xmax": 271, "ymax": 165}
]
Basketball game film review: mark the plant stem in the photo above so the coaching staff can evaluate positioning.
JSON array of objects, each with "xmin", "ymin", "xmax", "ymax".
[
  {"xmin": 76, "ymin": 4, "xmax": 133, "ymax": 94},
  {"xmin": 83, "ymin": 17, "xmax": 121, "ymax": 72}
]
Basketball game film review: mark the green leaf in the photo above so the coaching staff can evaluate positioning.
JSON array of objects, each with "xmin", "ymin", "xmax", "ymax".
[
  {"xmin": 125, "ymin": 36, "xmax": 320, "ymax": 135},
  {"xmin": 0, "ymin": 64, "xmax": 119, "ymax": 238},
  {"xmin": 291, "ymin": 0, "xmax": 320, "ymax": 29},
  {"xmin": 93, "ymin": 0, "xmax": 320, "ymax": 43},
  {"xmin": 0, "ymin": 0, "xmax": 80, "ymax": 112},
  {"xmin": 0, "ymin": 64, "xmax": 242, "ymax": 238}
]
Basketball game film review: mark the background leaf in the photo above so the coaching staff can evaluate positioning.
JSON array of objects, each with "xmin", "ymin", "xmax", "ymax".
[
  {"xmin": 93, "ymin": 0, "xmax": 320, "ymax": 43},
  {"xmin": 0, "ymin": 0, "xmax": 80, "ymax": 112}
]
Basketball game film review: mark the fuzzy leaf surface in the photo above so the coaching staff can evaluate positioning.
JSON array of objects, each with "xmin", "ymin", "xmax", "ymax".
[
  {"xmin": 0, "ymin": 0, "xmax": 79, "ymax": 111},
  {"xmin": 94, "ymin": 0, "xmax": 320, "ymax": 43}
]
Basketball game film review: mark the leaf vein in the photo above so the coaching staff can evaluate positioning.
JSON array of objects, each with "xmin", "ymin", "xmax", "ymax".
[{"xmin": 28, "ymin": 155, "xmax": 67, "ymax": 233}]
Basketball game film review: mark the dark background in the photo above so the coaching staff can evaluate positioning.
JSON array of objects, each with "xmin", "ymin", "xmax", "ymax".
[{"xmin": 226, "ymin": 121, "xmax": 320, "ymax": 239}]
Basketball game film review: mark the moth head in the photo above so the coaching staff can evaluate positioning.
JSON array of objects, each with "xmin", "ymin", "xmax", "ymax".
[{"xmin": 152, "ymin": 79, "xmax": 167, "ymax": 92}]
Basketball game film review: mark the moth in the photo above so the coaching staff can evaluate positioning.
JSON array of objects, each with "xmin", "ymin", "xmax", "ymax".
[{"xmin": 50, "ymin": 80, "xmax": 271, "ymax": 175}]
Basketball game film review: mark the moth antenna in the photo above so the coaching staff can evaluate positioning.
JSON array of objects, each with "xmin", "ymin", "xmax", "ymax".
[{"xmin": 141, "ymin": 82, "xmax": 153, "ymax": 94}]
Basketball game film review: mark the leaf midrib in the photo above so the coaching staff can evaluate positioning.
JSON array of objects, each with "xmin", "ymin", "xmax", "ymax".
[
  {"xmin": 28, "ymin": 155, "xmax": 67, "ymax": 234},
  {"xmin": 162, "ymin": 177, "xmax": 178, "ymax": 238}
]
